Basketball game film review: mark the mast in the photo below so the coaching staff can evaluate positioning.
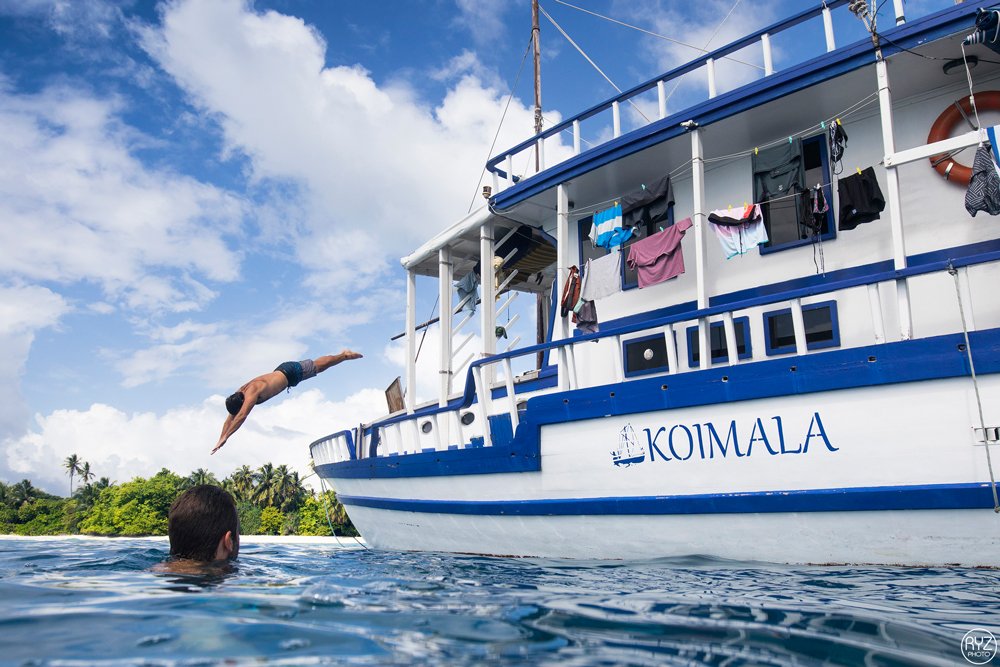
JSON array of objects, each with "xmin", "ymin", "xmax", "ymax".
[
  {"xmin": 532, "ymin": 0, "xmax": 547, "ymax": 368},
  {"xmin": 532, "ymin": 0, "xmax": 542, "ymax": 170}
]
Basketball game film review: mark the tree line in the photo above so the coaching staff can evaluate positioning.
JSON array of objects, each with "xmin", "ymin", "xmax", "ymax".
[{"xmin": 0, "ymin": 456, "xmax": 356, "ymax": 537}]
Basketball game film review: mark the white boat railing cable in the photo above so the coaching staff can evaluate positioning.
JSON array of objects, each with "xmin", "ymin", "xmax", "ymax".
[{"xmin": 949, "ymin": 264, "xmax": 1000, "ymax": 513}]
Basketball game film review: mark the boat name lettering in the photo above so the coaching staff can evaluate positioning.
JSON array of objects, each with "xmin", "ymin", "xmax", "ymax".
[{"xmin": 641, "ymin": 412, "xmax": 837, "ymax": 463}]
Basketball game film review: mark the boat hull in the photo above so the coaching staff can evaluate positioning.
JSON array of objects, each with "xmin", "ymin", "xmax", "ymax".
[
  {"xmin": 338, "ymin": 505, "xmax": 999, "ymax": 565},
  {"xmin": 323, "ymin": 368, "xmax": 1000, "ymax": 565}
]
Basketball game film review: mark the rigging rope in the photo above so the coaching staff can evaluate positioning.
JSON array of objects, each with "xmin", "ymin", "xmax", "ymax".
[
  {"xmin": 551, "ymin": 0, "xmax": 763, "ymax": 71},
  {"xmin": 318, "ymin": 475, "xmax": 371, "ymax": 548},
  {"xmin": 468, "ymin": 34, "xmax": 534, "ymax": 214},
  {"xmin": 948, "ymin": 264, "xmax": 1000, "ymax": 512},
  {"xmin": 538, "ymin": 3, "xmax": 650, "ymax": 123}
]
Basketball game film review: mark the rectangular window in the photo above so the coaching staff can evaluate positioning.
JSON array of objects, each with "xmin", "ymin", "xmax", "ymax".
[
  {"xmin": 758, "ymin": 134, "xmax": 836, "ymax": 254},
  {"xmin": 763, "ymin": 301, "xmax": 840, "ymax": 356},
  {"xmin": 686, "ymin": 316, "xmax": 752, "ymax": 367},
  {"xmin": 623, "ymin": 332, "xmax": 671, "ymax": 377}
]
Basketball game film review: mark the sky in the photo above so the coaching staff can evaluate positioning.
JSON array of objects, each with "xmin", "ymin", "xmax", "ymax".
[{"xmin": 0, "ymin": 0, "xmax": 934, "ymax": 494}]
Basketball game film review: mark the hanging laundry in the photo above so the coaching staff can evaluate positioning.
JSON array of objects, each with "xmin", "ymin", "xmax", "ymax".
[
  {"xmin": 625, "ymin": 217, "xmax": 693, "ymax": 288},
  {"xmin": 455, "ymin": 271, "xmax": 479, "ymax": 314},
  {"xmin": 966, "ymin": 143, "xmax": 1000, "ymax": 216},
  {"xmin": 807, "ymin": 186, "xmax": 828, "ymax": 233},
  {"xmin": 580, "ymin": 250, "xmax": 622, "ymax": 301},
  {"xmin": 828, "ymin": 121, "xmax": 848, "ymax": 176},
  {"xmin": 620, "ymin": 174, "xmax": 675, "ymax": 230},
  {"xmin": 707, "ymin": 205, "xmax": 769, "ymax": 258},
  {"xmin": 808, "ymin": 186, "xmax": 828, "ymax": 275},
  {"xmin": 575, "ymin": 300, "xmax": 599, "ymax": 334},
  {"xmin": 588, "ymin": 202, "xmax": 632, "ymax": 249},
  {"xmin": 560, "ymin": 266, "xmax": 582, "ymax": 318},
  {"xmin": 753, "ymin": 140, "xmax": 804, "ymax": 201},
  {"xmin": 837, "ymin": 167, "xmax": 885, "ymax": 230}
]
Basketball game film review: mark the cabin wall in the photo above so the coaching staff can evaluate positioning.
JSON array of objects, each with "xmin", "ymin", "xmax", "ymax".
[{"xmin": 561, "ymin": 72, "xmax": 1000, "ymax": 392}]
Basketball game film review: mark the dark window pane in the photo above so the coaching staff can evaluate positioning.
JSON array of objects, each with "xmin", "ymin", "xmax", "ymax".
[
  {"xmin": 804, "ymin": 307, "xmax": 834, "ymax": 344},
  {"xmin": 768, "ymin": 312, "xmax": 796, "ymax": 349}
]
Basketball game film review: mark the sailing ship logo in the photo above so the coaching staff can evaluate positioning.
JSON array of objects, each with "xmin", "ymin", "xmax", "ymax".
[{"xmin": 611, "ymin": 423, "xmax": 645, "ymax": 467}]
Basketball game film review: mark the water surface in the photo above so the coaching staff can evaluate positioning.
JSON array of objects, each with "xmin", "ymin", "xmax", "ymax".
[{"xmin": 0, "ymin": 536, "xmax": 997, "ymax": 665}]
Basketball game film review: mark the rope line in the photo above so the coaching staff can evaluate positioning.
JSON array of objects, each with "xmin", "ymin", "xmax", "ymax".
[
  {"xmin": 469, "ymin": 34, "xmax": 534, "ymax": 214},
  {"xmin": 538, "ymin": 3, "xmax": 651, "ymax": 123},
  {"xmin": 948, "ymin": 264, "xmax": 1000, "ymax": 512},
  {"xmin": 551, "ymin": 0, "xmax": 763, "ymax": 71}
]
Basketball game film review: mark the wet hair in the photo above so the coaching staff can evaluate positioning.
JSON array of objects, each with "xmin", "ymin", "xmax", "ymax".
[
  {"xmin": 168, "ymin": 485, "xmax": 239, "ymax": 562},
  {"xmin": 225, "ymin": 391, "xmax": 245, "ymax": 416}
]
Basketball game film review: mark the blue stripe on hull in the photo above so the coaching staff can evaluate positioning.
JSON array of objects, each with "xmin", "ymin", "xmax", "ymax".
[
  {"xmin": 317, "ymin": 328, "xmax": 1000, "ymax": 479},
  {"xmin": 337, "ymin": 482, "xmax": 998, "ymax": 516}
]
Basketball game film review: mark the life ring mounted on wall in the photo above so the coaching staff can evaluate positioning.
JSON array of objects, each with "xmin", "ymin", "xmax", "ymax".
[{"xmin": 927, "ymin": 91, "xmax": 1000, "ymax": 186}]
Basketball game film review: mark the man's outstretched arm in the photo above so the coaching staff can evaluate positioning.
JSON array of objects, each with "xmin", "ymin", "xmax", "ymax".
[{"xmin": 212, "ymin": 387, "xmax": 259, "ymax": 454}]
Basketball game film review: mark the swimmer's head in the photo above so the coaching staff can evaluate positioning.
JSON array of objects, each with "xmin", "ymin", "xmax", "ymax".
[
  {"xmin": 168, "ymin": 485, "xmax": 240, "ymax": 562},
  {"xmin": 225, "ymin": 391, "xmax": 245, "ymax": 416}
]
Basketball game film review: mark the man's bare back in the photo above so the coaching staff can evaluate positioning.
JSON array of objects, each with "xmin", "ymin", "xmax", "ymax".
[{"xmin": 213, "ymin": 351, "xmax": 362, "ymax": 454}]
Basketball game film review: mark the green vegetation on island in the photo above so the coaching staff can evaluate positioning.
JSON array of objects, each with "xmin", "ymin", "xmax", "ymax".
[{"xmin": 0, "ymin": 458, "xmax": 356, "ymax": 538}]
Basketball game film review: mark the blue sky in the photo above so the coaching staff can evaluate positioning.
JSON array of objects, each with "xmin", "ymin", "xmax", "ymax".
[{"xmin": 0, "ymin": 0, "xmax": 925, "ymax": 493}]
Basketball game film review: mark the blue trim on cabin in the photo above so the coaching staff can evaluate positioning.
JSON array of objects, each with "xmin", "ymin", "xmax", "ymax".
[
  {"xmin": 320, "ymin": 327, "xmax": 1000, "ymax": 479},
  {"xmin": 336, "ymin": 482, "xmax": 997, "ymax": 516},
  {"xmin": 489, "ymin": 1, "xmax": 990, "ymax": 211}
]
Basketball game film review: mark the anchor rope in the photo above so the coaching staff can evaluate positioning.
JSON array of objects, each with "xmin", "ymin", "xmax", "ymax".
[
  {"xmin": 949, "ymin": 263, "xmax": 1000, "ymax": 512},
  {"xmin": 318, "ymin": 475, "xmax": 370, "ymax": 549}
]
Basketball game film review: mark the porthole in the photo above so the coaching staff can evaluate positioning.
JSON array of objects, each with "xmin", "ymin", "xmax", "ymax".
[
  {"xmin": 460, "ymin": 412, "xmax": 475, "ymax": 426},
  {"xmin": 420, "ymin": 420, "xmax": 433, "ymax": 434}
]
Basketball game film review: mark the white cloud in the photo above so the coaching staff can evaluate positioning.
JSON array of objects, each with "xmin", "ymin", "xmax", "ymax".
[
  {"xmin": 2, "ymin": 387, "xmax": 388, "ymax": 494},
  {"xmin": 0, "ymin": 284, "xmax": 69, "ymax": 479},
  {"xmin": 452, "ymin": 0, "xmax": 512, "ymax": 47},
  {"xmin": 0, "ymin": 82, "xmax": 247, "ymax": 313},
  {"xmin": 110, "ymin": 299, "xmax": 381, "ymax": 390},
  {"xmin": 141, "ymin": 0, "xmax": 571, "ymax": 293}
]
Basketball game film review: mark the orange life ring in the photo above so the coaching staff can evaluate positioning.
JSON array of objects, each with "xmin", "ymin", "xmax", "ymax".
[{"xmin": 927, "ymin": 91, "xmax": 1000, "ymax": 186}]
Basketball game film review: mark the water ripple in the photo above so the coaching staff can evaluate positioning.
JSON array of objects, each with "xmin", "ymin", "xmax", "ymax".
[{"xmin": 0, "ymin": 537, "xmax": 996, "ymax": 665}]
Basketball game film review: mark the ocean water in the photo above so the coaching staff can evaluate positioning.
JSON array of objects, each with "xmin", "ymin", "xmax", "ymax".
[{"xmin": 0, "ymin": 537, "xmax": 997, "ymax": 666}]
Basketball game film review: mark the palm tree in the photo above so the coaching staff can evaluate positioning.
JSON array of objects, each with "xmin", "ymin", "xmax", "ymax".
[
  {"xmin": 253, "ymin": 463, "xmax": 277, "ymax": 507},
  {"xmin": 182, "ymin": 468, "xmax": 219, "ymax": 489},
  {"xmin": 10, "ymin": 479, "xmax": 39, "ymax": 508},
  {"xmin": 64, "ymin": 454, "xmax": 82, "ymax": 495},
  {"xmin": 269, "ymin": 465, "xmax": 306, "ymax": 512},
  {"xmin": 224, "ymin": 465, "xmax": 255, "ymax": 503},
  {"xmin": 79, "ymin": 462, "xmax": 95, "ymax": 486},
  {"xmin": 74, "ymin": 477, "xmax": 110, "ymax": 510}
]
